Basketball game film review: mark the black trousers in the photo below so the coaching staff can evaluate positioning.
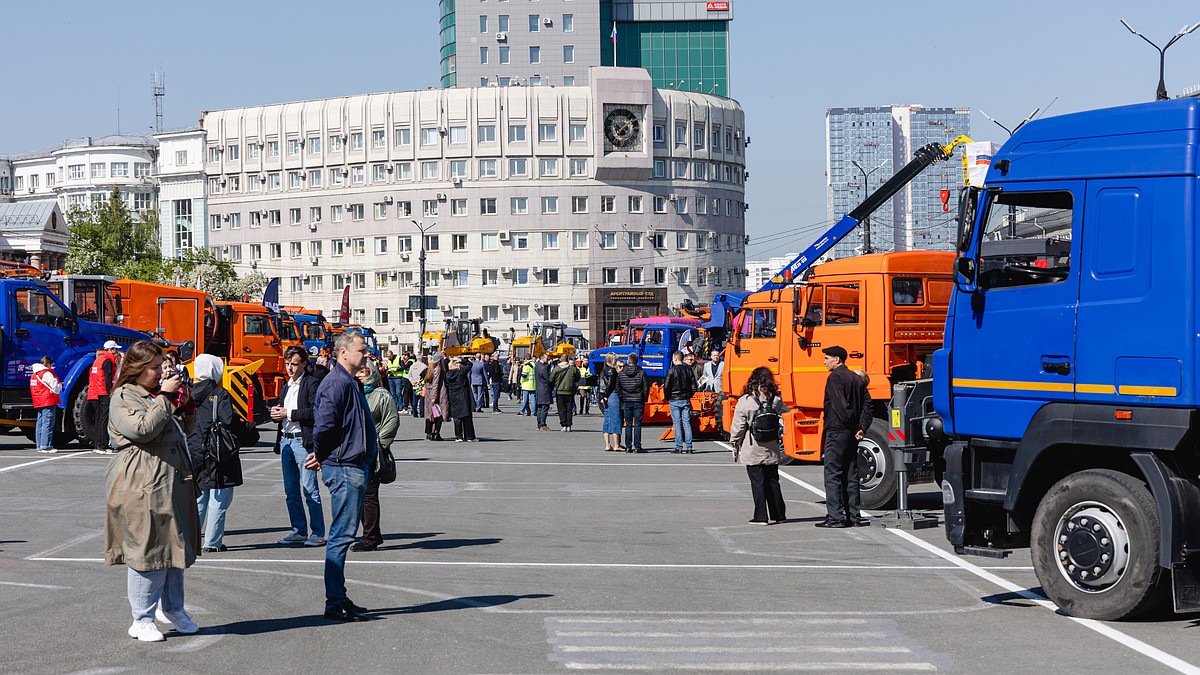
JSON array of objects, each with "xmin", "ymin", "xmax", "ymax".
[
  {"xmin": 453, "ymin": 416, "xmax": 476, "ymax": 441},
  {"xmin": 424, "ymin": 418, "xmax": 443, "ymax": 438},
  {"xmin": 822, "ymin": 431, "xmax": 861, "ymax": 522},
  {"xmin": 86, "ymin": 396, "xmax": 110, "ymax": 450},
  {"xmin": 360, "ymin": 473, "xmax": 382, "ymax": 547},
  {"xmin": 746, "ymin": 464, "xmax": 786, "ymax": 522},
  {"xmin": 556, "ymin": 393, "xmax": 575, "ymax": 428}
]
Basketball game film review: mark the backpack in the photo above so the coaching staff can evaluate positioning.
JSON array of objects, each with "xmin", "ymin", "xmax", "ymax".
[{"xmin": 750, "ymin": 395, "xmax": 784, "ymax": 445}]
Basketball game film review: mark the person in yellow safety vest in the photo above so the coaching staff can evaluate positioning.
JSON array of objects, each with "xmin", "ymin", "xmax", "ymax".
[
  {"xmin": 385, "ymin": 348, "xmax": 406, "ymax": 410},
  {"xmin": 575, "ymin": 359, "xmax": 593, "ymax": 415},
  {"xmin": 518, "ymin": 358, "xmax": 537, "ymax": 417}
]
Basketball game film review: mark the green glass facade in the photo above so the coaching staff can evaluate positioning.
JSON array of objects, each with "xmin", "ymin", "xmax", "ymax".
[
  {"xmin": 600, "ymin": 4, "xmax": 729, "ymax": 96},
  {"xmin": 439, "ymin": 0, "xmax": 457, "ymax": 88}
]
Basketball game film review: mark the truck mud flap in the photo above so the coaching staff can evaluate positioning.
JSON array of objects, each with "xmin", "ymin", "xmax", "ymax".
[
  {"xmin": 943, "ymin": 441, "xmax": 966, "ymax": 551},
  {"xmin": 1173, "ymin": 562, "xmax": 1200, "ymax": 613}
]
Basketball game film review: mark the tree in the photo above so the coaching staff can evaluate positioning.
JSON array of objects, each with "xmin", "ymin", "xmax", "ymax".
[{"xmin": 66, "ymin": 188, "xmax": 163, "ymax": 280}]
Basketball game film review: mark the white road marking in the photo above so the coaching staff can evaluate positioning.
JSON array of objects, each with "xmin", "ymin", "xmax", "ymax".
[
  {"xmin": 718, "ymin": 439, "xmax": 1200, "ymax": 674},
  {"xmin": 558, "ymin": 645, "xmax": 912, "ymax": 654},
  {"xmin": 26, "ymin": 530, "xmax": 104, "ymax": 560},
  {"xmin": 0, "ymin": 580, "xmax": 70, "ymax": 590},
  {"xmin": 399, "ymin": 459, "xmax": 733, "ymax": 467},
  {"xmin": 561, "ymin": 662, "xmax": 936, "ymax": 671},
  {"xmin": 0, "ymin": 451, "xmax": 87, "ymax": 473},
  {"xmin": 556, "ymin": 630, "xmax": 888, "ymax": 639},
  {"xmin": 25, "ymin": 556, "xmax": 1030, "ymax": 571},
  {"xmin": 164, "ymin": 630, "xmax": 225, "ymax": 653},
  {"xmin": 889, "ymin": 529, "xmax": 1200, "ymax": 675}
]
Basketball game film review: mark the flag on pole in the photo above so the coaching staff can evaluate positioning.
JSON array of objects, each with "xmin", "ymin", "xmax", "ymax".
[
  {"xmin": 261, "ymin": 277, "xmax": 280, "ymax": 313},
  {"xmin": 339, "ymin": 284, "xmax": 350, "ymax": 325},
  {"xmin": 610, "ymin": 21, "xmax": 618, "ymax": 44}
]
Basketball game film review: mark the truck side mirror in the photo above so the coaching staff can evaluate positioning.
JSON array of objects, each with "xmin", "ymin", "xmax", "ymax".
[
  {"xmin": 956, "ymin": 257, "xmax": 978, "ymax": 293},
  {"xmin": 178, "ymin": 340, "xmax": 195, "ymax": 362}
]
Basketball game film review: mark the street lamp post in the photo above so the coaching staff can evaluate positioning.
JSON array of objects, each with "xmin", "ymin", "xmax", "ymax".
[
  {"xmin": 850, "ymin": 158, "xmax": 890, "ymax": 253},
  {"xmin": 411, "ymin": 219, "xmax": 436, "ymax": 346},
  {"xmin": 1120, "ymin": 19, "xmax": 1200, "ymax": 101}
]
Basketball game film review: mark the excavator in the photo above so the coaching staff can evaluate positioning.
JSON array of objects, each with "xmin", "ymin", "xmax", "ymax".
[
  {"xmin": 510, "ymin": 321, "xmax": 577, "ymax": 362},
  {"xmin": 423, "ymin": 318, "xmax": 498, "ymax": 357}
]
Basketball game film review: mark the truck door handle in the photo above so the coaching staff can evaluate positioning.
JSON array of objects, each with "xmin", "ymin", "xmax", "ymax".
[
  {"xmin": 243, "ymin": 347, "xmax": 252, "ymax": 352},
  {"xmin": 1043, "ymin": 361, "xmax": 1071, "ymax": 376},
  {"xmin": 767, "ymin": 357, "xmax": 778, "ymax": 362},
  {"xmin": 849, "ymin": 352, "xmax": 864, "ymax": 359},
  {"xmin": 15, "ymin": 329, "xmax": 29, "ymax": 337}
]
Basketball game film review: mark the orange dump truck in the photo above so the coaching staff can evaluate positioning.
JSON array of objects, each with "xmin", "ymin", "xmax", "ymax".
[{"xmin": 720, "ymin": 250, "xmax": 954, "ymax": 508}]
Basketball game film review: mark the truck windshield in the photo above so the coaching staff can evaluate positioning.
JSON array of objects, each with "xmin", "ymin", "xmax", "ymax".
[
  {"xmin": 977, "ymin": 190, "xmax": 1073, "ymax": 289},
  {"xmin": 15, "ymin": 288, "xmax": 70, "ymax": 327}
]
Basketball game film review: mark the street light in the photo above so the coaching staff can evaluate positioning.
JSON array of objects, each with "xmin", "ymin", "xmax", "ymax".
[
  {"xmin": 411, "ymin": 219, "xmax": 437, "ymax": 346},
  {"xmin": 850, "ymin": 158, "xmax": 890, "ymax": 254},
  {"xmin": 1120, "ymin": 18, "xmax": 1200, "ymax": 101}
]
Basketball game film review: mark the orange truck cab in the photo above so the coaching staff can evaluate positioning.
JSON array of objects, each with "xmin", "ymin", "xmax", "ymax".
[
  {"xmin": 721, "ymin": 251, "xmax": 954, "ymax": 507},
  {"xmin": 211, "ymin": 301, "xmax": 286, "ymax": 401}
]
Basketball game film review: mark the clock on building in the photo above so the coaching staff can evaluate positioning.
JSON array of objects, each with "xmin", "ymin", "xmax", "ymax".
[{"xmin": 603, "ymin": 104, "xmax": 644, "ymax": 152}]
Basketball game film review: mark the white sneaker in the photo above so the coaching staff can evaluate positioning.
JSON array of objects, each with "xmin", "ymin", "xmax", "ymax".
[
  {"xmin": 37, "ymin": 448, "xmax": 58, "ymax": 454},
  {"xmin": 303, "ymin": 534, "xmax": 326, "ymax": 547},
  {"xmin": 276, "ymin": 532, "xmax": 308, "ymax": 544},
  {"xmin": 128, "ymin": 620, "xmax": 165, "ymax": 642},
  {"xmin": 155, "ymin": 607, "xmax": 199, "ymax": 634}
]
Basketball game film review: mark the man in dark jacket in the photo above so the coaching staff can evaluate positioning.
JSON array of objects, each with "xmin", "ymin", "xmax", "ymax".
[
  {"xmin": 487, "ymin": 354, "xmax": 504, "ymax": 413},
  {"xmin": 534, "ymin": 353, "xmax": 554, "ymax": 431},
  {"xmin": 469, "ymin": 355, "xmax": 489, "ymax": 412},
  {"xmin": 270, "ymin": 347, "xmax": 326, "ymax": 547},
  {"xmin": 549, "ymin": 354, "xmax": 581, "ymax": 431},
  {"xmin": 304, "ymin": 331, "xmax": 375, "ymax": 622},
  {"xmin": 616, "ymin": 353, "xmax": 650, "ymax": 452},
  {"xmin": 664, "ymin": 350, "xmax": 697, "ymax": 454},
  {"xmin": 817, "ymin": 345, "xmax": 873, "ymax": 529}
]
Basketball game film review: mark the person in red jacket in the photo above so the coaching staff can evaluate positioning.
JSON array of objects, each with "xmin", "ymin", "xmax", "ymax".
[
  {"xmin": 88, "ymin": 341, "xmax": 123, "ymax": 454},
  {"xmin": 31, "ymin": 356, "xmax": 62, "ymax": 453}
]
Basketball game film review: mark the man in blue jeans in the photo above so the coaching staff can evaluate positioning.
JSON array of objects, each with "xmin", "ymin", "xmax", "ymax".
[
  {"xmin": 306, "ymin": 331, "xmax": 376, "ymax": 622},
  {"xmin": 664, "ymin": 350, "xmax": 696, "ymax": 453},
  {"xmin": 270, "ymin": 347, "xmax": 326, "ymax": 547},
  {"xmin": 616, "ymin": 353, "xmax": 649, "ymax": 452}
]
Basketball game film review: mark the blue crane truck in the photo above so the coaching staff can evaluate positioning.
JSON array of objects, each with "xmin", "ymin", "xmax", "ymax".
[
  {"xmin": 917, "ymin": 96, "xmax": 1200, "ymax": 620},
  {"xmin": 0, "ymin": 276, "xmax": 147, "ymax": 445}
]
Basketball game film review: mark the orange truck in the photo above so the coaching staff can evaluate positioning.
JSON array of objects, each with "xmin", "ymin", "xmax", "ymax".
[
  {"xmin": 720, "ymin": 251, "xmax": 954, "ymax": 508},
  {"xmin": 49, "ymin": 276, "xmax": 291, "ymax": 406}
]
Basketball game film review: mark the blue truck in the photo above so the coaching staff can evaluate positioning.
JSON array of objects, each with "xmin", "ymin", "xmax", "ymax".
[
  {"xmin": 588, "ymin": 317, "xmax": 705, "ymax": 380},
  {"xmin": 903, "ymin": 96, "xmax": 1200, "ymax": 621},
  {"xmin": 1, "ymin": 276, "xmax": 148, "ymax": 445}
]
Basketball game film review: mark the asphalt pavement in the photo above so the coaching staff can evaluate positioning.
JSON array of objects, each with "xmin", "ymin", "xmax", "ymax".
[{"xmin": 2, "ymin": 405, "xmax": 1199, "ymax": 674}]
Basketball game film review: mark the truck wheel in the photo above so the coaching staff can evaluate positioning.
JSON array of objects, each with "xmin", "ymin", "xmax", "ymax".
[
  {"xmin": 1030, "ymin": 469, "xmax": 1169, "ymax": 621},
  {"xmin": 858, "ymin": 419, "xmax": 896, "ymax": 510},
  {"xmin": 70, "ymin": 385, "xmax": 90, "ymax": 444}
]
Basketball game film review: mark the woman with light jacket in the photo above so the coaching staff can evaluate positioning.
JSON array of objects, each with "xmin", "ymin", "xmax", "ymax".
[
  {"xmin": 186, "ymin": 354, "xmax": 245, "ymax": 553},
  {"xmin": 423, "ymin": 353, "xmax": 451, "ymax": 441},
  {"xmin": 104, "ymin": 341, "xmax": 201, "ymax": 642},
  {"xmin": 597, "ymin": 353, "xmax": 622, "ymax": 451},
  {"xmin": 729, "ymin": 366, "xmax": 789, "ymax": 525}
]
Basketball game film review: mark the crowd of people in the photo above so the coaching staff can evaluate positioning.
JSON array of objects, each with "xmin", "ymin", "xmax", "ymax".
[{"xmin": 82, "ymin": 331, "xmax": 873, "ymax": 641}]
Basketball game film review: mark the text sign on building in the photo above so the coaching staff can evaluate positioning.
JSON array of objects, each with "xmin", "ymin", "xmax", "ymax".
[{"xmin": 706, "ymin": 1, "xmax": 730, "ymax": 10}]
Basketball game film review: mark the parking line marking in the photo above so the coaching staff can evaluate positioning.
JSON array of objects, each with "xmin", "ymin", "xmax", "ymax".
[
  {"xmin": 889, "ymin": 529, "xmax": 1200, "ymax": 674},
  {"xmin": 399, "ymin": 459, "xmax": 732, "ymax": 467},
  {"xmin": 26, "ymin": 556, "xmax": 1030, "ymax": 571},
  {"xmin": 26, "ymin": 530, "xmax": 104, "ymax": 560},
  {"xmin": 0, "ymin": 580, "xmax": 71, "ymax": 590},
  {"xmin": 725, "ymin": 437, "xmax": 1199, "ymax": 674},
  {"xmin": 561, "ymin": 661, "xmax": 935, "ymax": 671},
  {"xmin": 0, "ymin": 451, "xmax": 88, "ymax": 473}
]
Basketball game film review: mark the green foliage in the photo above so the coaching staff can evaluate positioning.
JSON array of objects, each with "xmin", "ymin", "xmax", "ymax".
[{"xmin": 66, "ymin": 188, "xmax": 162, "ymax": 280}]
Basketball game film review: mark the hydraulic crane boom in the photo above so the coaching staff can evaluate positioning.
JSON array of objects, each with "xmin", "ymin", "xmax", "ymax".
[{"xmin": 759, "ymin": 135, "xmax": 973, "ymax": 291}]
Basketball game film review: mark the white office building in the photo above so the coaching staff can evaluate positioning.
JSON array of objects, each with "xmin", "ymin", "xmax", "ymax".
[{"xmin": 202, "ymin": 66, "xmax": 748, "ymax": 347}]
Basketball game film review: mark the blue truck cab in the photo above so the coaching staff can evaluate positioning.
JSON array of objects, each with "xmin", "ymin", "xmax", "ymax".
[
  {"xmin": 589, "ymin": 317, "xmax": 704, "ymax": 380},
  {"xmin": 937, "ymin": 97, "xmax": 1200, "ymax": 620},
  {"xmin": 291, "ymin": 312, "xmax": 332, "ymax": 358},
  {"xmin": 0, "ymin": 277, "xmax": 146, "ymax": 443}
]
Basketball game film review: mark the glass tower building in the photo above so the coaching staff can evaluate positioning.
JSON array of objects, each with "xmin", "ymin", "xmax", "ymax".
[{"xmin": 825, "ymin": 105, "xmax": 970, "ymax": 258}]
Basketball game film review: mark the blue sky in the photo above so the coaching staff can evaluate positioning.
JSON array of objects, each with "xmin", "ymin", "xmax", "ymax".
[{"xmin": 3, "ymin": 1, "xmax": 1199, "ymax": 260}]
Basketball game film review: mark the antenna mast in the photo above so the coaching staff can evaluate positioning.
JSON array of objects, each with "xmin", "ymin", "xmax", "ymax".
[{"xmin": 152, "ymin": 70, "xmax": 165, "ymax": 132}]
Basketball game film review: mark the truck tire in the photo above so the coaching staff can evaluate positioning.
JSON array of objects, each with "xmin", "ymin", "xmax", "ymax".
[
  {"xmin": 1030, "ymin": 469, "xmax": 1169, "ymax": 621},
  {"xmin": 70, "ymin": 384, "xmax": 90, "ymax": 445},
  {"xmin": 858, "ymin": 419, "xmax": 896, "ymax": 510}
]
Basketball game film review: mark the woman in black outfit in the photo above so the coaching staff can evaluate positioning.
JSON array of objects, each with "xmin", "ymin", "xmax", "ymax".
[{"xmin": 445, "ymin": 356, "xmax": 477, "ymax": 442}]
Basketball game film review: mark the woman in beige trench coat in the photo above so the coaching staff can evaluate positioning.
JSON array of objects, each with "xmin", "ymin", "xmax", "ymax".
[{"xmin": 104, "ymin": 341, "xmax": 202, "ymax": 642}]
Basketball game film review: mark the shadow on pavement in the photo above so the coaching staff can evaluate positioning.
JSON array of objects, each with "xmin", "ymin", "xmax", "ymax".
[
  {"xmin": 368, "ymin": 593, "xmax": 553, "ymax": 615},
  {"xmin": 982, "ymin": 590, "xmax": 1040, "ymax": 609},
  {"xmin": 212, "ymin": 615, "xmax": 332, "ymax": 635},
  {"xmin": 224, "ymin": 527, "xmax": 290, "ymax": 536},
  {"xmin": 384, "ymin": 537, "xmax": 502, "ymax": 551}
]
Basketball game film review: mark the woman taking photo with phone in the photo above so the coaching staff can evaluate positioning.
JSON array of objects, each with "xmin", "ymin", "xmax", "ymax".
[{"xmin": 104, "ymin": 341, "xmax": 201, "ymax": 642}]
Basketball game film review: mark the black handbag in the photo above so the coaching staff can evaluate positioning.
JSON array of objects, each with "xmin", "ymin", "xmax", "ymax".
[{"xmin": 375, "ymin": 444, "xmax": 397, "ymax": 484}]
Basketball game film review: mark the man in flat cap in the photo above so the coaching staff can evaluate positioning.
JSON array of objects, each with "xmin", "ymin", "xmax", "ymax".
[{"xmin": 816, "ymin": 346, "xmax": 873, "ymax": 528}]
